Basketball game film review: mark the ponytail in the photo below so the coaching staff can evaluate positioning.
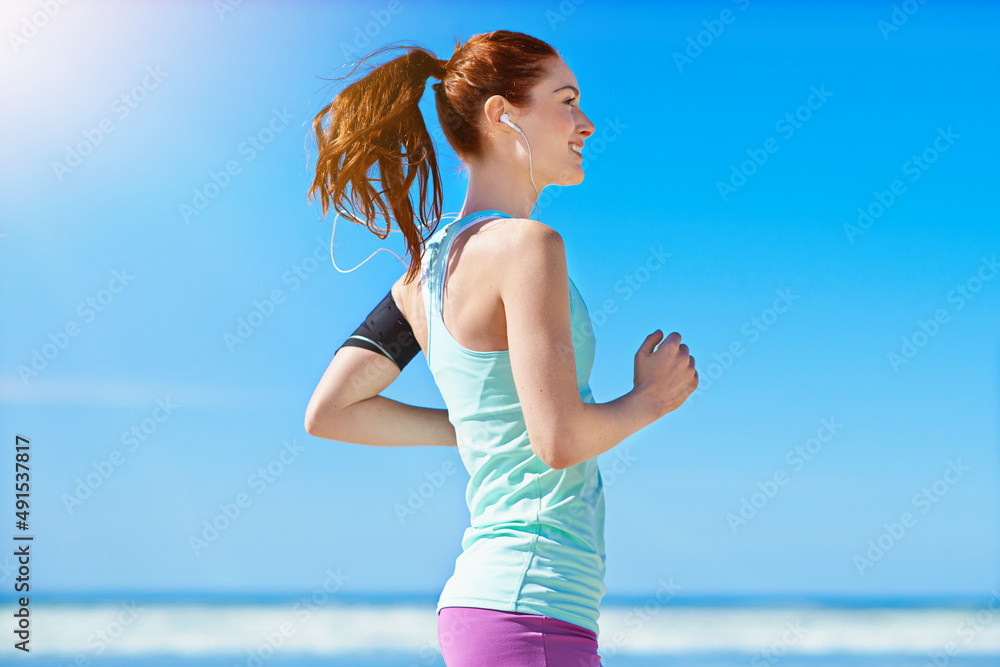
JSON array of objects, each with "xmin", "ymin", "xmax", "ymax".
[{"xmin": 308, "ymin": 31, "xmax": 558, "ymax": 284}]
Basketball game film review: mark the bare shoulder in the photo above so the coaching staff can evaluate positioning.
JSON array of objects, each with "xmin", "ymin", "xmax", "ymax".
[
  {"xmin": 498, "ymin": 218, "xmax": 563, "ymax": 261},
  {"xmin": 504, "ymin": 217, "xmax": 561, "ymax": 239},
  {"xmin": 467, "ymin": 216, "xmax": 558, "ymax": 248},
  {"xmin": 500, "ymin": 218, "xmax": 566, "ymax": 273},
  {"xmin": 390, "ymin": 216, "xmax": 561, "ymax": 318}
]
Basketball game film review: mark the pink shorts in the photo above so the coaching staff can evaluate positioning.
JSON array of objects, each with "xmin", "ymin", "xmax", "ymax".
[{"xmin": 437, "ymin": 606, "xmax": 603, "ymax": 666}]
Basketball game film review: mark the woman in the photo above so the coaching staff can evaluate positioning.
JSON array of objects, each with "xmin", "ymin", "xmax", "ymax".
[{"xmin": 304, "ymin": 30, "xmax": 699, "ymax": 666}]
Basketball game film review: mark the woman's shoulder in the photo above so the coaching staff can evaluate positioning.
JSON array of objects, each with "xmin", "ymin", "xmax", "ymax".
[
  {"xmin": 499, "ymin": 217, "xmax": 564, "ymax": 252},
  {"xmin": 392, "ymin": 216, "xmax": 558, "ymax": 301},
  {"xmin": 503, "ymin": 216, "xmax": 558, "ymax": 234},
  {"xmin": 502, "ymin": 218, "xmax": 566, "ymax": 268}
]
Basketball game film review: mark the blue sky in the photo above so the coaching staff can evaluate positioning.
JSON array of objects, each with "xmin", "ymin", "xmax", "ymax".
[{"xmin": 1, "ymin": 0, "xmax": 997, "ymax": 602}]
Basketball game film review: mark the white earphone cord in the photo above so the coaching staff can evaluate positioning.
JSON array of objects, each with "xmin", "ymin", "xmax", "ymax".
[{"xmin": 329, "ymin": 113, "xmax": 538, "ymax": 273}]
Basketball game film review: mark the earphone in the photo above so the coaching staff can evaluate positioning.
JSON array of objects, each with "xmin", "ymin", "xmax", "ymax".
[
  {"xmin": 328, "ymin": 113, "xmax": 539, "ymax": 273},
  {"xmin": 328, "ymin": 208, "xmax": 409, "ymax": 273},
  {"xmin": 500, "ymin": 113, "xmax": 540, "ymax": 221},
  {"xmin": 328, "ymin": 209, "xmax": 463, "ymax": 273}
]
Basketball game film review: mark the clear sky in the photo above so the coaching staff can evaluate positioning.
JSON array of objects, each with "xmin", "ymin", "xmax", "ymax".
[{"xmin": 1, "ymin": 0, "xmax": 997, "ymax": 602}]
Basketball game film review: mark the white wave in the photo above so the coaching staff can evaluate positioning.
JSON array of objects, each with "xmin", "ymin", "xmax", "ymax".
[
  {"xmin": 1, "ymin": 603, "xmax": 998, "ymax": 658},
  {"xmin": 598, "ymin": 605, "xmax": 1000, "ymax": 656}
]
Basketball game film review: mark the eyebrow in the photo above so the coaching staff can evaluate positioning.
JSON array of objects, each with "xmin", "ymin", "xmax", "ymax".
[{"xmin": 553, "ymin": 85, "xmax": 579, "ymax": 97}]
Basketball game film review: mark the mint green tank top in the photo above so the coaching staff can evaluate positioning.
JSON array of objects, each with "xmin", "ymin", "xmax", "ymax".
[{"xmin": 420, "ymin": 209, "xmax": 606, "ymax": 634}]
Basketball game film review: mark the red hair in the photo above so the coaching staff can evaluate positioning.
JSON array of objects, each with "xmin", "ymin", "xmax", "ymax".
[{"xmin": 308, "ymin": 30, "xmax": 559, "ymax": 284}]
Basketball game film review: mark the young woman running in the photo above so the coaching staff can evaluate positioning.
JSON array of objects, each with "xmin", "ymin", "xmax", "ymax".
[{"xmin": 304, "ymin": 29, "xmax": 699, "ymax": 667}]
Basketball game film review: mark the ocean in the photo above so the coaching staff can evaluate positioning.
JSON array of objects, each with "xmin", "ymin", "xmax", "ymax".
[{"xmin": 2, "ymin": 593, "xmax": 998, "ymax": 666}]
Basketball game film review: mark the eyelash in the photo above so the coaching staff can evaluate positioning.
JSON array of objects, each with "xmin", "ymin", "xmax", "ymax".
[{"xmin": 564, "ymin": 97, "xmax": 577, "ymax": 106}]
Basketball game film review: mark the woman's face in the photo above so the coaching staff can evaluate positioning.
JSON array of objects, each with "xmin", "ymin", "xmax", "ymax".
[{"xmin": 513, "ymin": 57, "xmax": 595, "ymax": 188}]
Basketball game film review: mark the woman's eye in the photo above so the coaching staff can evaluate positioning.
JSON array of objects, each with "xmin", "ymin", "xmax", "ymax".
[{"xmin": 564, "ymin": 97, "xmax": 577, "ymax": 106}]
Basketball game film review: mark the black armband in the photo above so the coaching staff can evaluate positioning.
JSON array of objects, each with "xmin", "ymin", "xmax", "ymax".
[{"xmin": 338, "ymin": 288, "xmax": 420, "ymax": 371}]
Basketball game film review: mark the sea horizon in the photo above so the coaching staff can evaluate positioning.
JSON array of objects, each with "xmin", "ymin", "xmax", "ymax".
[{"xmin": 5, "ymin": 588, "xmax": 999, "ymax": 608}]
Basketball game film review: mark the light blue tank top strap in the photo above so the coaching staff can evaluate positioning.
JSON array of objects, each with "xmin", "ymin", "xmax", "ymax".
[{"xmin": 420, "ymin": 210, "xmax": 513, "ymax": 365}]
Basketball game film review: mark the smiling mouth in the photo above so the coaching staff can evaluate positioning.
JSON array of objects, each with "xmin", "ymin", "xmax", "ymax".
[{"xmin": 569, "ymin": 144, "xmax": 583, "ymax": 158}]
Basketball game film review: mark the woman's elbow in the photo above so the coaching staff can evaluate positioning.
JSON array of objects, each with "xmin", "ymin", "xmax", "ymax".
[
  {"xmin": 529, "ymin": 420, "xmax": 575, "ymax": 470},
  {"xmin": 532, "ymin": 442, "xmax": 565, "ymax": 470},
  {"xmin": 524, "ymin": 399, "xmax": 582, "ymax": 469},
  {"xmin": 304, "ymin": 403, "xmax": 335, "ymax": 438},
  {"xmin": 304, "ymin": 410, "xmax": 319, "ymax": 437}
]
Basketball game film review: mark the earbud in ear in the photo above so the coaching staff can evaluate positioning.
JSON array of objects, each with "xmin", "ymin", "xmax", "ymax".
[{"xmin": 500, "ymin": 113, "xmax": 520, "ymax": 131}]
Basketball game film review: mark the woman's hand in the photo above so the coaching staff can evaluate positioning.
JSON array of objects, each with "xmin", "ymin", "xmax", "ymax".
[{"xmin": 633, "ymin": 330, "xmax": 699, "ymax": 419}]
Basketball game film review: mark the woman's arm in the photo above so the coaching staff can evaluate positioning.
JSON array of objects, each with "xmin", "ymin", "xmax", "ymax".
[
  {"xmin": 305, "ymin": 344, "xmax": 456, "ymax": 447},
  {"xmin": 306, "ymin": 396, "xmax": 457, "ymax": 447}
]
